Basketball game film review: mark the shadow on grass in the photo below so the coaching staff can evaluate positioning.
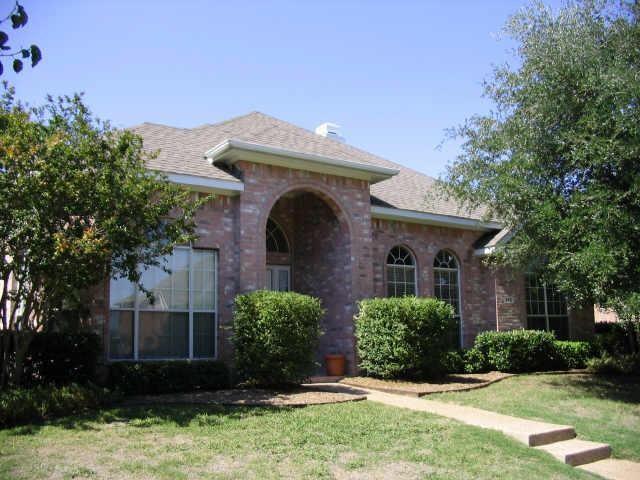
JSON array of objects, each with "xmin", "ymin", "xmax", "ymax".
[
  {"xmin": 7, "ymin": 403, "xmax": 296, "ymax": 436},
  {"xmin": 540, "ymin": 374, "xmax": 640, "ymax": 404}
]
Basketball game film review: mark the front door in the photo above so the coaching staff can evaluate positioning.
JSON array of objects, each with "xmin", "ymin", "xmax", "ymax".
[{"xmin": 266, "ymin": 265, "xmax": 290, "ymax": 291}]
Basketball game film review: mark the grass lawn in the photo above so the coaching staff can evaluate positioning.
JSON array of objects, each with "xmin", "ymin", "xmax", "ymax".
[
  {"xmin": 434, "ymin": 373, "xmax": 640, "ymax": 461},
  {"xmin": 0, "ymin": 400, "xmax": 594, "ymax": 480}
]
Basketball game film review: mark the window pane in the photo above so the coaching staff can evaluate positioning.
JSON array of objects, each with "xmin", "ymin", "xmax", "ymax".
[
  {"xmin": 194, "ymin": 312, "xmax": 216, "ymax": 358},
  {"xmin": 110, "ymin": 277, "xmax": 136, "ymax": 309},
  {"xmin": 527, "ymin": 316, "xmax": 546, "ymax": 330},
  {"xmin": 193, "ymin": 250, "xmax": 216, "ymax": 310},
  {"xmin": 549, "ymin": 316, "xmax": 569, "ymax": 340},
  {"xmin": 109, "ymin": 310, "xmax": 134, "ymax": 359},
  {"xmin": 278, "ymin": 269, "xmax": 289, "ymax": 291},
  {"xmin": 139, "ymin": 312, "xmax": 188, "ymax": 359}
]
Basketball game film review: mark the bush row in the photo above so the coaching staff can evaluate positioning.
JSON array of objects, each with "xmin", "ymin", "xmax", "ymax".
[
  {"xmin": 0, "ymin": 383, "xmax": 113, "ymax": 428},
  {"xmin": 1, "ymin": 331, "xmax": 102, "ymax": 387},
  {"xmin": 108, "ymin": 360, "xmax": 229, "ymax": 395},
  {"xmin": 462, "ymin": 330, "xmax": 594, "ymax": 373}
]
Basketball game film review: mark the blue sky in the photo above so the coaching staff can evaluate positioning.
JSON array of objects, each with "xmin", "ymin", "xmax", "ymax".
[{"xmin": 8, "ymin": 0, "xmax": 562, "ymax": 178}]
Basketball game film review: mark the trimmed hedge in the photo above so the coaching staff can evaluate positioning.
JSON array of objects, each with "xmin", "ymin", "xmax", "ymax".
[
  {"xmin": 554, "ymin": 341, "xmax": 594, "ymax": 370},
  {"xmin": 233, "ymin": 291, "xmax": 324, "ymax": 386},
  {"xmin": 355, "ymin": 297, "xmax": 455, "ymax": 379},
  {"xmin": 108, "ymin": 360, "xmax": 229, "ymax": 395},
  {"xmin": 464, "ymin": 331, "xmax": 594, "ymax": 373},
  {"xmin": 24, "ymin": 331, "xmax": 102, "ymax": 386},
  {"xmin": 465, "ymin": 330, "xmax": 558, "ymax": 373},
  {"xmin": 1, "ymin": 331, "xmax": 102, "ymax": 387},
  {"xmin": 0, "ymin": 383, "xmax": 112, "ymax": 427}
]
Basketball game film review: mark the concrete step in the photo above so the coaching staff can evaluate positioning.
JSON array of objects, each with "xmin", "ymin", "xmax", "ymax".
[
  {"xmin": 536, "ymin": 439, "xmax": 611, "ymax": 466},
  {"xmin": 578, "ymin": 458, "xmax": 640, "ymax": 480},
  {"xmin": 384, "ymin": 396, "xmax": 577, "ymax": 447}
]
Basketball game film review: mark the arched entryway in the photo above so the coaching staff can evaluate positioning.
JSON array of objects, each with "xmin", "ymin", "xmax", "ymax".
[{"xmin": 263, "ymin": 188, "xmax": 353, "ymax": 374}]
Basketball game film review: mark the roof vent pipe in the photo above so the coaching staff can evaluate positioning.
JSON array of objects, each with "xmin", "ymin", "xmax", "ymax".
[{"xmin": 315, "ymin": 122, "xmax": 345, "ymax": 143}]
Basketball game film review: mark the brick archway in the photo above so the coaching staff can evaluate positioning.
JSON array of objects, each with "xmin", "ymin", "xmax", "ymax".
[{"xmin": 263, "ymin": 186, "xmax": 354, "ymax": 374}]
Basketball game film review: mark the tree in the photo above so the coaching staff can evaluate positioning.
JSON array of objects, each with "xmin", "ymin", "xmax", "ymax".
[
  {"xmin": 440, "ymin": 0, "xmax": 640, "ymax": 311},
  {"xmin": 0, "ymin": 86, "xmax": 206, "ymax": 387},
  {"xmin": 0, "ymin": 2, "xmax": 42, "ymax": 75}
]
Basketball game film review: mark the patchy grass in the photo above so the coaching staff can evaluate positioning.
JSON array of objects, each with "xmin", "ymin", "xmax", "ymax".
[
  {"xmin": 0, "ymin": 401, "xmax": 592, "ymax": 479},
  {"xmin": 434, "ymin": 373, "xmax": 640, "ymax": 461}
]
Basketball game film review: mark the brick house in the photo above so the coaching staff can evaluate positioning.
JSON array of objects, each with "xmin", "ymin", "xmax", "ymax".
[{"xmin": 96, "ymin": 112, "xmax": 594, "ymax": 374}]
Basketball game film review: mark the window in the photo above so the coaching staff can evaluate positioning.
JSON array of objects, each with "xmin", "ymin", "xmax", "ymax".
[
  {"xmin": 266, "ymin": 218, "xmax": 289, "ymax": 253},
  {"xmin": 525, "ymin": 273, "xmax": 569, "ymax": 340},
  {"xmin": 433, "ymin": 250, "xmax": 462, "ymax": 348},
  {"xmin": 266, "ymin": 265, "xmax": 290, "ymax": 292},
  {"xmin": 386, "ymin": 246, "xmax": 416, "ymax": 297},
  {"xmin": 109, "ymin": 247, "xmax": 217, "ymax": 360}
]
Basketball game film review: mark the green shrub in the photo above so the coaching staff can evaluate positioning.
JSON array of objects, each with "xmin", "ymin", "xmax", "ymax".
[
  {"xmin": 463, "ymin": 347, "xmax": 489, "ymax": 373},
  {"xmin": 587, "ymin": 353, "xmax": 640, "ymax": 375},
  {"xmin": 233, "ymin": 291, "xmax": 324, "ymax": 386},
  {"xmin": 355, "ymin": 297, "xmax": 455, "ymax": 379},
  {"xmin": 593, "ymin": 322, "xmax": 638, "ymax": 356},
  {"xmin": 0, "ymin": 383, "xmax": 112, "ymax": 427},
  {"xmin": 1, "ymin": 331, "xmax": 102, "ymax": 387},
  {"xmin": 25, "ymin": 331, "xmax": 102, "ymax": 386},
  {"xmin": 109, "ymin": 360, "xmax": 229, "ymax": 395},
  {"xmin": 443, "ymin": 350, "xmax": 466, "ymax": 374},
  {"xmin": 470, "ymin": 330, "xmax": 558, "ymax": 373},
  {"xmin": 554, "ymin": 341, "xmax": 593, "ymax": 369}
]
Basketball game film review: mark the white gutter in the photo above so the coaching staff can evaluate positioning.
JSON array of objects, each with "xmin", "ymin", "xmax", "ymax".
[
  {"xmin": 164, "ymin": 172, "xmax": 244, "ymax": 195},
  {"xmin": 204, "ymin": 138, "xmax": 399, "ymax": 183},
  {"xmin": 371, "ymin": 205, "xmax": 502, "ymax": 231}
]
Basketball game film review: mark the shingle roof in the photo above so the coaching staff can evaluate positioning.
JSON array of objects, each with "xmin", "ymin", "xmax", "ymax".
[{"xmin": 130, "ymin": 111, "xmax": 485, "ymax": 220}]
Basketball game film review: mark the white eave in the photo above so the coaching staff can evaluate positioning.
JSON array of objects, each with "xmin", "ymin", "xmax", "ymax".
[
  {"xmin": 164, "ymin": 172, "xmax": 244, "ymax": 195},
  {"xmin": 204, "ymin": 138, "xmax": 399, "ymax": 184},
  {"xmin": 371, "ymin": 205, "xmax": 502, "ymax": 231}
]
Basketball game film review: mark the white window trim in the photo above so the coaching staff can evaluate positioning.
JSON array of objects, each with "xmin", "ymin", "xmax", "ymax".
[{"xmin": 109, "ymin": 247, "xmax": 218, "ymax": 361}]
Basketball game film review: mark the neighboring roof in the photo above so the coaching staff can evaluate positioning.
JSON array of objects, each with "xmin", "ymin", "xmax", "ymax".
[
  {"xmin": 473, "ymin": 227, "xmax": 514, "ymax": 255},
  {"xmin": 130, "ymin": 111, "xmax": 489, "ymax": 222}
]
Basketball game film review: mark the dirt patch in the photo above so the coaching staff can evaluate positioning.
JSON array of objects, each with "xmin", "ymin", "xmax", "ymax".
[
  {"xmin": 122, "ymin": 388, "xmax": 367, "ymax": 407},
  {"xmin": 340, "ymin": 372, "xmax": 512, "ymax": 396}
]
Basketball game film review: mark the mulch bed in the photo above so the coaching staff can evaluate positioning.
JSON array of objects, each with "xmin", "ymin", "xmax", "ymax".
[
  {"xmin": 122, "ymin": 387, "xmax": 367, "ymax": 407},
  {"xmin": 340, "ymin": 372, "xmax": 513, "ymax": 397}
]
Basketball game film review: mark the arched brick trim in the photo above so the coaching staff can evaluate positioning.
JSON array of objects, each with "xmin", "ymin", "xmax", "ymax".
[{"xmin": 258, "ymin": 182, "xmax": 354, "ymax": 245}]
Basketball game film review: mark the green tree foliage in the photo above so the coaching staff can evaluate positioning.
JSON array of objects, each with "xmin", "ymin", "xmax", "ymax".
[
  {"xmin": 0, "ymin": 87, "xmax": 205, "ymax": 387},
  {"xmin": 0, "ymin": 2, "xmax": 42, "ymax": 75},
  {"xmin": 440, "ymin": 0, "xmax": 640, "ymax": 309}
]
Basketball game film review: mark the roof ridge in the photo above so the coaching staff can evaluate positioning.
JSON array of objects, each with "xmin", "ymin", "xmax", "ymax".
[
  {"xmin": 130, "ymin": 121, "xmax": 190, "ymax": 131},
  {"xmin": 191, "ymin": 111, "xmax": 265, "ymax": 130}
]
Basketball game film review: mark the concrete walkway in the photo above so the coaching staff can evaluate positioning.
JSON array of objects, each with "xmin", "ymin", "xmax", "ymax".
[{"xmin": 310, "ymin": 383, "xmax": 640, "ymax": 480}]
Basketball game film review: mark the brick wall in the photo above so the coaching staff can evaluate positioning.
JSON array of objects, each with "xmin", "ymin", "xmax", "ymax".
[
  {"xmin": 494, "ymin": 267, "xmax": 527, "ymax": 331},
  {"xmin": 371, "ymin": 218, "xmax": 496, "ymax": 347}
]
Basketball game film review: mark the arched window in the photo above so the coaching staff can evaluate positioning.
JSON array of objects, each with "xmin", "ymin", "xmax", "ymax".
[
  {"xmin": 386, "ymin": 246, "xmax": 417, "ymax": 297},
  {"xmin": 266, "ymin": 218, "xmax": 289, "ymax": 254},
  {"xmin": 433, "ymin": 250, "xmax": 461, "ymax": 347}
]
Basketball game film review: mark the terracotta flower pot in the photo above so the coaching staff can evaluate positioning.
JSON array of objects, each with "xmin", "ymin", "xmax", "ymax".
[{"xmin": 325, "ymin": 354, "xmax": 346, "ymax": 376}]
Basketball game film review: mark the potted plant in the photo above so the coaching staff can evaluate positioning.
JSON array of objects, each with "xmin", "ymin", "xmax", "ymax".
[{"xmin": 324, "ymin": 353, "xmax": 346, "ymax": 376}]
